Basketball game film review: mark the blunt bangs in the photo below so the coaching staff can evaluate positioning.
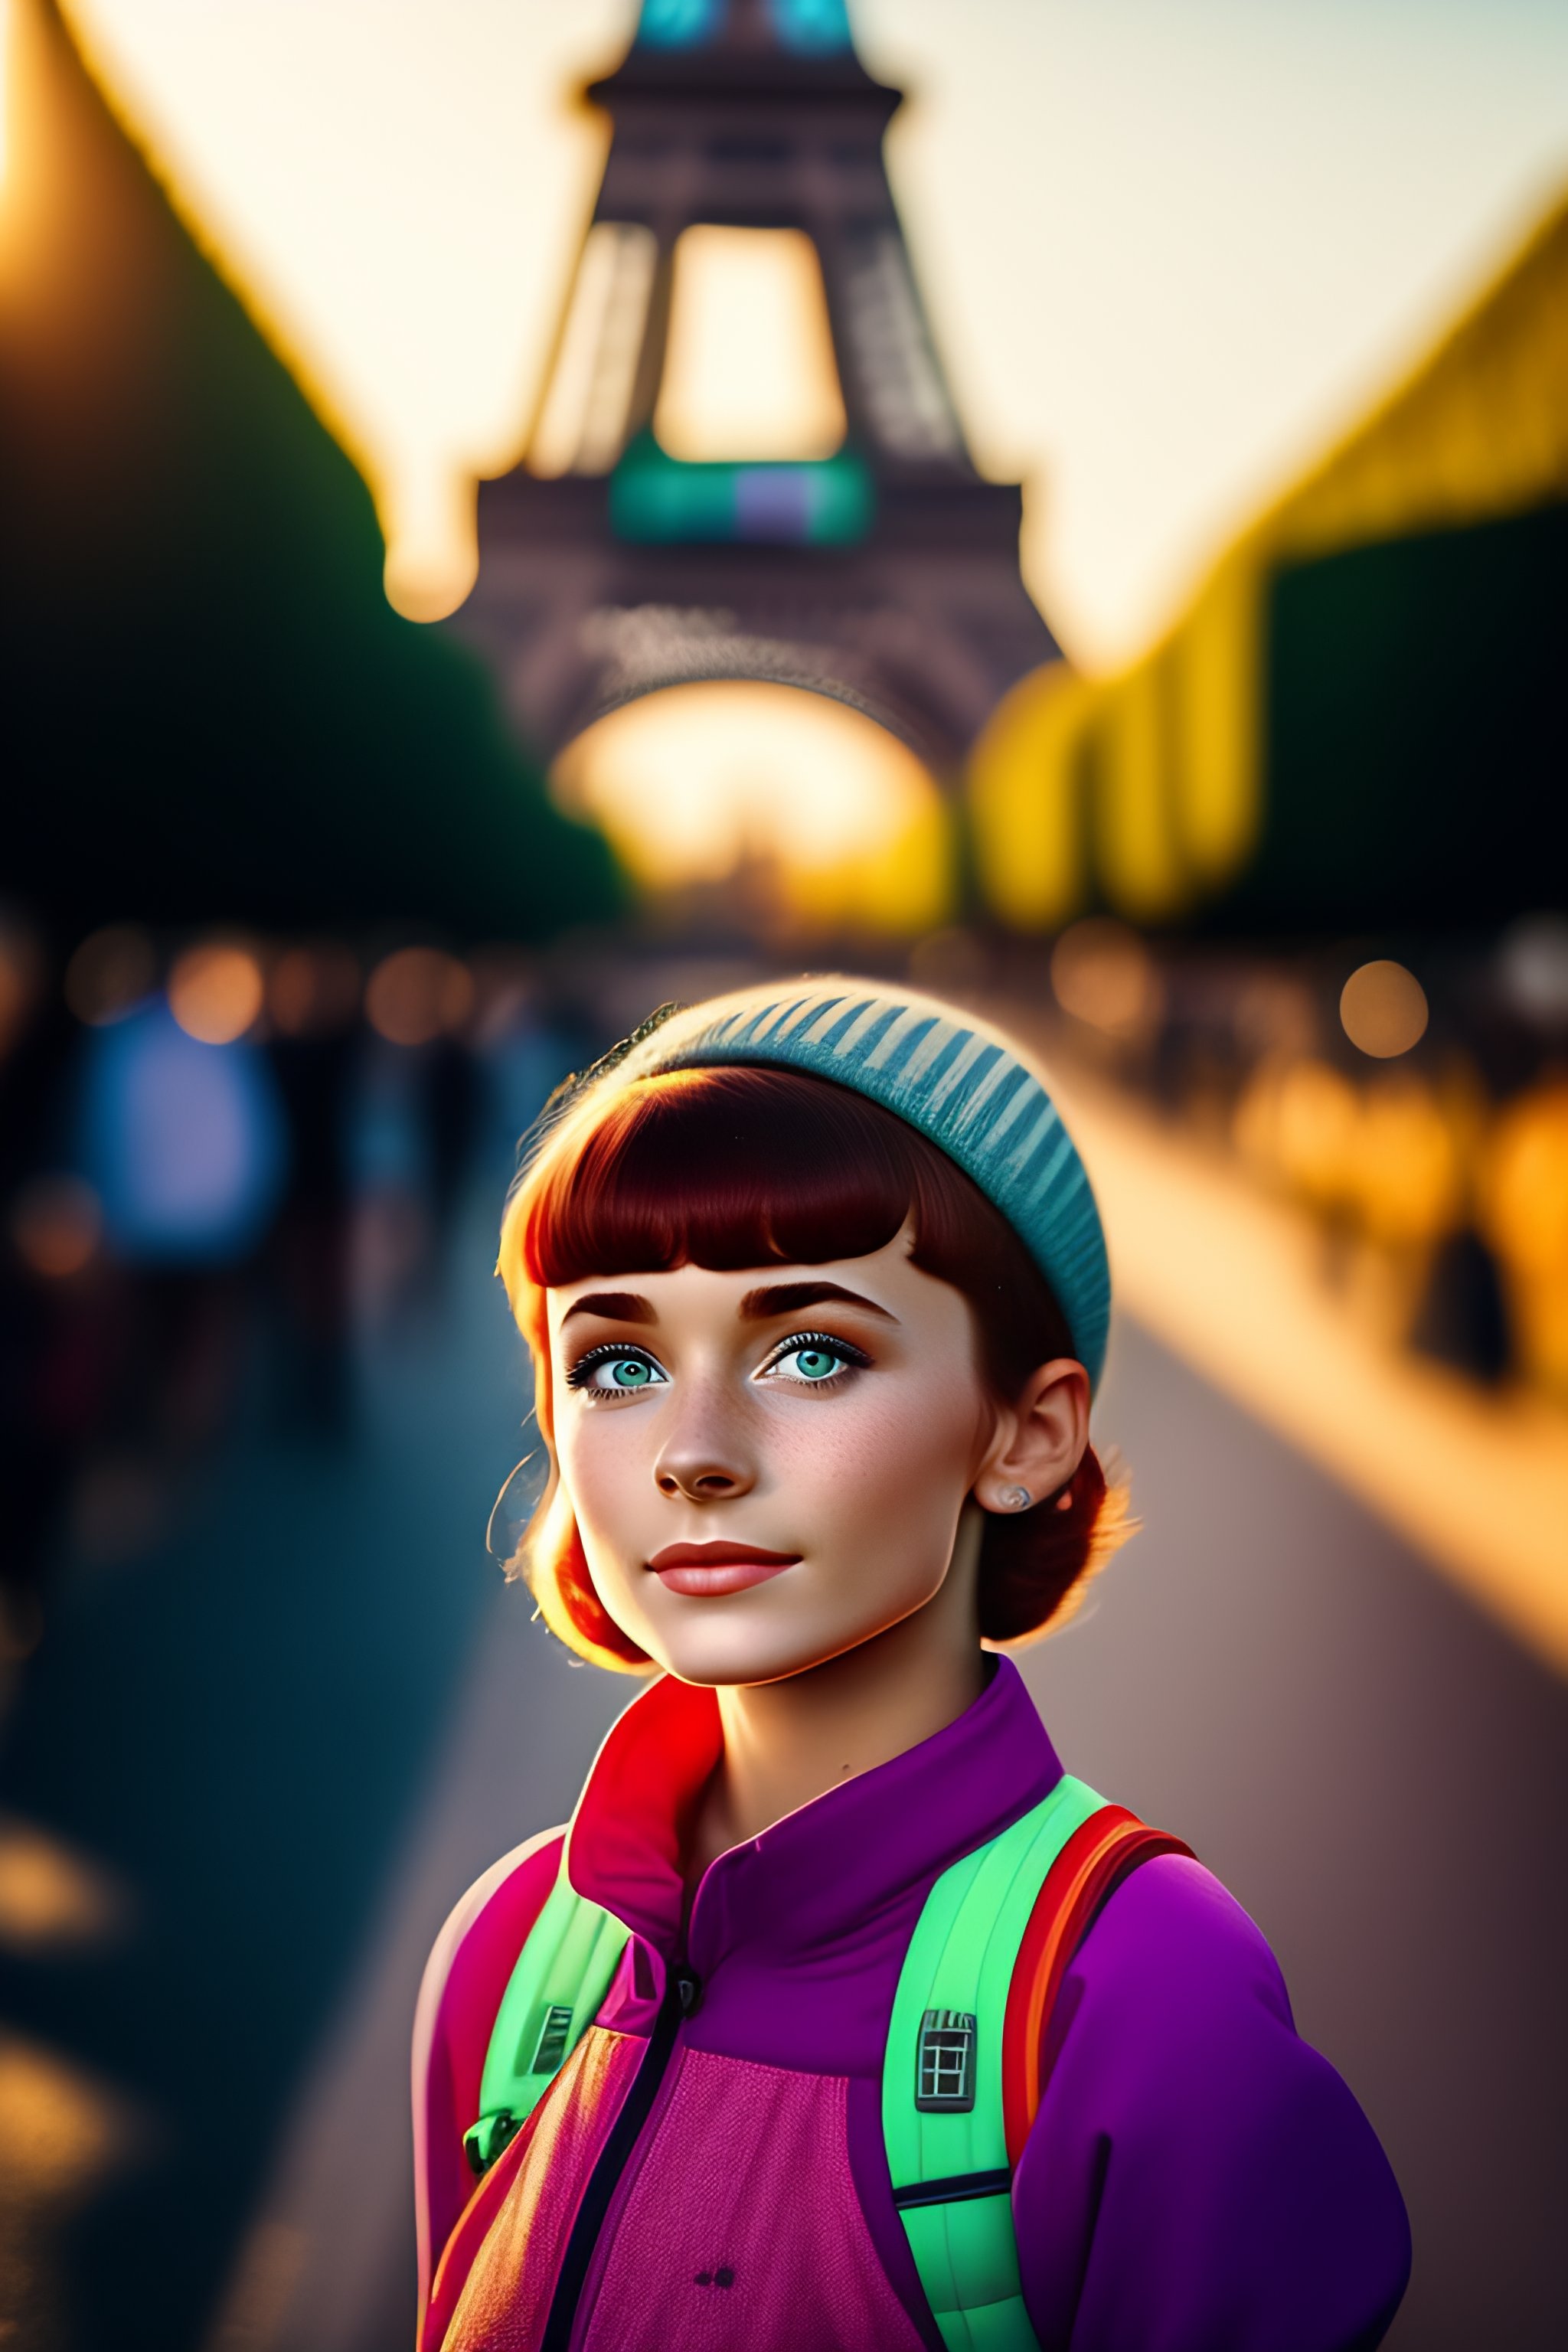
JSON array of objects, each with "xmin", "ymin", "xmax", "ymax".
[
  {"xmin": 516, "ymin": 1064, "xmax": 1073, "ymax": 1393},
  {"xmin": 520, "ymin": 1066, "xmax": 933, "ymax": 1287}
]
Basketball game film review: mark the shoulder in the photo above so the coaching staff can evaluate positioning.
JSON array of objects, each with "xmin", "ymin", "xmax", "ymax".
[
  {"xmin": 413, "ymin": 1827, "xmax": 566, "ymax": 2321},
  {"xmin": 415, "ymin": 1824, "xmax": 567, "ymax": 2052},
  {"xmin": 1014, "ymin": 1852, "xmax": 1410, "ymax": 2350},
  {"xmin": 1063, "ymin": 1848, "xmax": 1296, "ymax": 2043},
  {"xmin": 1045, "ymin": 1849, "xmax": 1387, "ymax": 2164}
]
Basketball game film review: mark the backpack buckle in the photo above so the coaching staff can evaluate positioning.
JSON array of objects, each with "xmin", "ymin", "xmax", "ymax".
[
  {"xmin": 463, "ymin": 2109, "xmax": 521, "ymax": 2177},
  {"xmin": 916, "ymin": 2007, "xmax": 977, "ymax": 2112}
]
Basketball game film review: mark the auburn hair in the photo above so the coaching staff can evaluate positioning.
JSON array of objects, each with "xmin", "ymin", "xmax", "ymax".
[{"xmin": 498, "ymin": 1063, "xmax": 1131, "ymax": 1672}]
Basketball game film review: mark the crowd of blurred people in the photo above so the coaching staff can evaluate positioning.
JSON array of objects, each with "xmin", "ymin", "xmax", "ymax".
[
  {"xmin": 5, "ymin": 902, "xmax": 1564, "ymax": 1690},
  {"xmin": 1013, "ymin": 913, "xmax": 1568, "ymax": 1405},
  {"xmin": 0, "ymin": 915, "xmax": 596, "ymax": 1681}
]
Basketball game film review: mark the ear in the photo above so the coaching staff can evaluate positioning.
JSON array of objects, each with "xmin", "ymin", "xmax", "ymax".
[{"xmin": 972, "ymin": 1358, "xmax": 1090, "ymax": 1520}]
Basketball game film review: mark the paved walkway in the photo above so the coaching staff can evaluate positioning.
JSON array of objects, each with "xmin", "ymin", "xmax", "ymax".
[{"xmin": 0, "ymin": 1174, "xmax": 560, "ymax": 2352}]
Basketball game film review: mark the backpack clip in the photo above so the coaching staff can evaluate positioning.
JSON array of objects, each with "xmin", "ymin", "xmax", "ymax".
[{"xmin": 916, "ymin": 2007, "xmax": 977, "ymax": 2111}]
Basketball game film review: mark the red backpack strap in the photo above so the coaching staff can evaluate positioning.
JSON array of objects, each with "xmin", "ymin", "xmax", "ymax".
[
  {"xmin": 414, "ymin": 1829, "xmax": 565, "ymax": 2341},
  {"xmin": 1001, "ymin": 1806, "xmax": 1193, "ymax": 2163}
]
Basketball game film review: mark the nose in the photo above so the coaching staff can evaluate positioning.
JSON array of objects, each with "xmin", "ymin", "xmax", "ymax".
[{"xmin": 653, "ymin": 1395, "xmax": 756, "ymax": 1504}]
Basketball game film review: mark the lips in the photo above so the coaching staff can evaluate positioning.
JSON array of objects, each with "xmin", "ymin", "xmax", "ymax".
[{"xmin": 646, "ymin": 1540, "xmax": 802, "ymax": 1596}]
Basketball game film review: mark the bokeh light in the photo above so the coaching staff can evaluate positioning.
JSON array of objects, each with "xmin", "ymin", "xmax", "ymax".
[
  {"xmin": 364, "ymin": 947, "xmax": 474, "ymax": 1048},
  {"xmin": 0, "ymin": 914, "xmax": 42, "ymax": 1057},
  {"xmin": 64, "ymin": 925, "xmax": 155, "ymax": 1027},
  {"xmin": 167, "ymin": 942, "xmax": 265, "ymax": 1044},
  {"xmin": 1049, "ymin": 919, "xmax": 1163, "ymax": 1037},
  {"xmin": 467, "ymin": 946, "xmax": 535, "ymax": 1050},
  {"xmin": 0, "ymin": 2034, "xmax": 129, "ymax": 2199},
  {"xmin": 1481, "ymin": 1080, "xmax": 1568, "ymax": 1398},
  {"xmin": 1340, "ymin": 959, "xmax": 1428, "ymax": 1057},
  {"xmin": 0, "ymin": 0, "xmax": 12, "ymax": 194},
  {"xmin": 9, "ymin": 1173, "xmax": 103, "ymax": 1279},
  {"xmin": 1235, "ymin": 1050, "xmax": 1465, "ymax": 1253},
  {"xmin": 1232, "ymin": 972, "xmax": 1318, "ymax": 1061},
  {"xmin": 1354, "ymin": 1075, "xmax": 1462, "ymax": 1247},
  {"xmin": 268, "ymin": 941, "xmax": 361, "ymax": 1037},
  {"xmin": 0, "ymin": 1819, "xmax": 126, "ymax": 1953},
  {"xmin": 1234, "ymin": 1055, "xmax": 1361, "ymax": 1210},
  {"xmin": 1484, "ymin": 1083, "xmax": 1568, "ymax": 1278},
  {"xmin": 1498, "ymin": 912, "xmax": 1568, "ymax": 1027},
  {"xmin": 906, "ymin": 927, "xmax": 989, "ymax": 998}
]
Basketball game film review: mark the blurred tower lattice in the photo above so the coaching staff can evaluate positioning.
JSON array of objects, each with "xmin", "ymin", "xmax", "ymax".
[{"xmin": 456, "ymin": 0, "xmax": 1058, "ymax": 773}]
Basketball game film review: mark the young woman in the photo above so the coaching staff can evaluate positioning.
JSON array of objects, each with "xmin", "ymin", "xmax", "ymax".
[{"xmin": 413, "ymin": 979, "xmax": 1410, "ymax": 2352}]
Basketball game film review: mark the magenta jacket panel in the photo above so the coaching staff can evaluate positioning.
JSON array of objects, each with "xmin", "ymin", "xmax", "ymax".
[{"xmin": 413, "ymin": 1657, "xmax": 1410, "ymax": 2350}]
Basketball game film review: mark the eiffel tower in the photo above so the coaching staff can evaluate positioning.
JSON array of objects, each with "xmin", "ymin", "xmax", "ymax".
[{"xmin": 456, "ymin": 0, "xmax": 1058, "ymax": 776}]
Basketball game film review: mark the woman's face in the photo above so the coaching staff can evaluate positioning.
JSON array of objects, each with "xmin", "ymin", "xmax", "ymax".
[{"xmin": 544, "ymin": 1223, "xmax": 999, "ymax": 1687}]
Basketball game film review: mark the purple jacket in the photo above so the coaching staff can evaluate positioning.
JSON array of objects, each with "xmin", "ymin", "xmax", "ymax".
[{"xmin": 413, "ymin": 1658, "xmax": 1409, "ymax": 2350}]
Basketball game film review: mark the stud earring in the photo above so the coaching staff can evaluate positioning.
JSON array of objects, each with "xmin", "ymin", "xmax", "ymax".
[{"xmin": 1000, "ymin": 1485, "xmax": 1032, "ymax": 1511}]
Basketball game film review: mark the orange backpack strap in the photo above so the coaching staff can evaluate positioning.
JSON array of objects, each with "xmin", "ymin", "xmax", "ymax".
[{"xmin": 1001, "ymin": 1807, "xmax": 1193, "ymax": 2164}]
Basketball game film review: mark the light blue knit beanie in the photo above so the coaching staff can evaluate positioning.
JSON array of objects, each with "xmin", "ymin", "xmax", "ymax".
[{"xmin": 577, "ymin": 977, "xmax": 1112, "ymax": 1393}]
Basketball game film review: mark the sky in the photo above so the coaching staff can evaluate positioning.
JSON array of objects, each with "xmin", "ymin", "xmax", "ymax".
[{"xmin": 41, "ymin": 0, "xmax": 1568, "ymax": 665}]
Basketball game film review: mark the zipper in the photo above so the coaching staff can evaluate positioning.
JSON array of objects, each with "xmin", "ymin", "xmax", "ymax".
[{"xmin": 537, "ymin": 1962, "xmax": 701, "ymax": 2352}]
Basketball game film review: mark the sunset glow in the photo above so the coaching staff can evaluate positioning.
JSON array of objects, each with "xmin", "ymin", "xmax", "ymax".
[
  {"xmin": 552, "ymin": 681, "xmax": 950, "ymax": 932},
  {"xmin": 655, "ymin": 226, "xmax": 847, "ymax": 462},
  {"xmin": 48, "ymin": 0, "xmax": 1568, "ymax": 655}
]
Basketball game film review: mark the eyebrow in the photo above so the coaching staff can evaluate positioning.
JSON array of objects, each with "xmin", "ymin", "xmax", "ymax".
[
  {"xmin": 559, "ymin": 1279, "xmax": 901, "ymax": 1331},
  {"xmin": 739, "ymin": 1280, "xmax": 900, "ymax": 1325},
  {"xmin": 561, "ymin": 1291, "xmax": 657, "ymax": 1328}
]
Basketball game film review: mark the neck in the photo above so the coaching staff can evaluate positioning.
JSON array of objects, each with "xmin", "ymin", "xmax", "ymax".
[{"xmin": 688, "ymin": 1508, "xmax": 988, "ymax": 1879}]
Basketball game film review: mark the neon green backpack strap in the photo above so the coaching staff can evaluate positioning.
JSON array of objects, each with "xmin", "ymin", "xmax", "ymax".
[
  {"xmin": 882, "ymin": 1774, "xmax": 1106, "ymax": 2352},
  {"xmin": 463, "ymin": 1845, "xmax": 631, "ymax": 2176}
]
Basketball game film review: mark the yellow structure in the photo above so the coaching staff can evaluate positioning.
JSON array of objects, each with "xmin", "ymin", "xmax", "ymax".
[{"xmin": 971, "ymin": 189, "xmax": 1568, "ymax": 927}]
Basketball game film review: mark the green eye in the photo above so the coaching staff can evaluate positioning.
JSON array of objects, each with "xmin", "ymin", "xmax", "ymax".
[
  {"xmin": 765, "ymin": 1332, "xmax": 869, "ymax": 1385},
  {"xmin": 567, "ymin": 1347, "xmax": 667, "ymax": 1396}
]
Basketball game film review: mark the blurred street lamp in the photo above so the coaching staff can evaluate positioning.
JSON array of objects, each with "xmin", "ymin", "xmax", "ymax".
[
  {"xmin": 364, "ymin": 948, "xmax": 474, "ymax": 1048},
  {"xmin": 1049, "ymin": 919, "xmax": 1163, "ymax": 1040},
  {"xmin": 167, "ymin": 942, "xmax": 264, "ymax": 1045},
  {"xmin": 1339, "ymin": 959, "xmax": 1428, "ymax": 1059}
]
